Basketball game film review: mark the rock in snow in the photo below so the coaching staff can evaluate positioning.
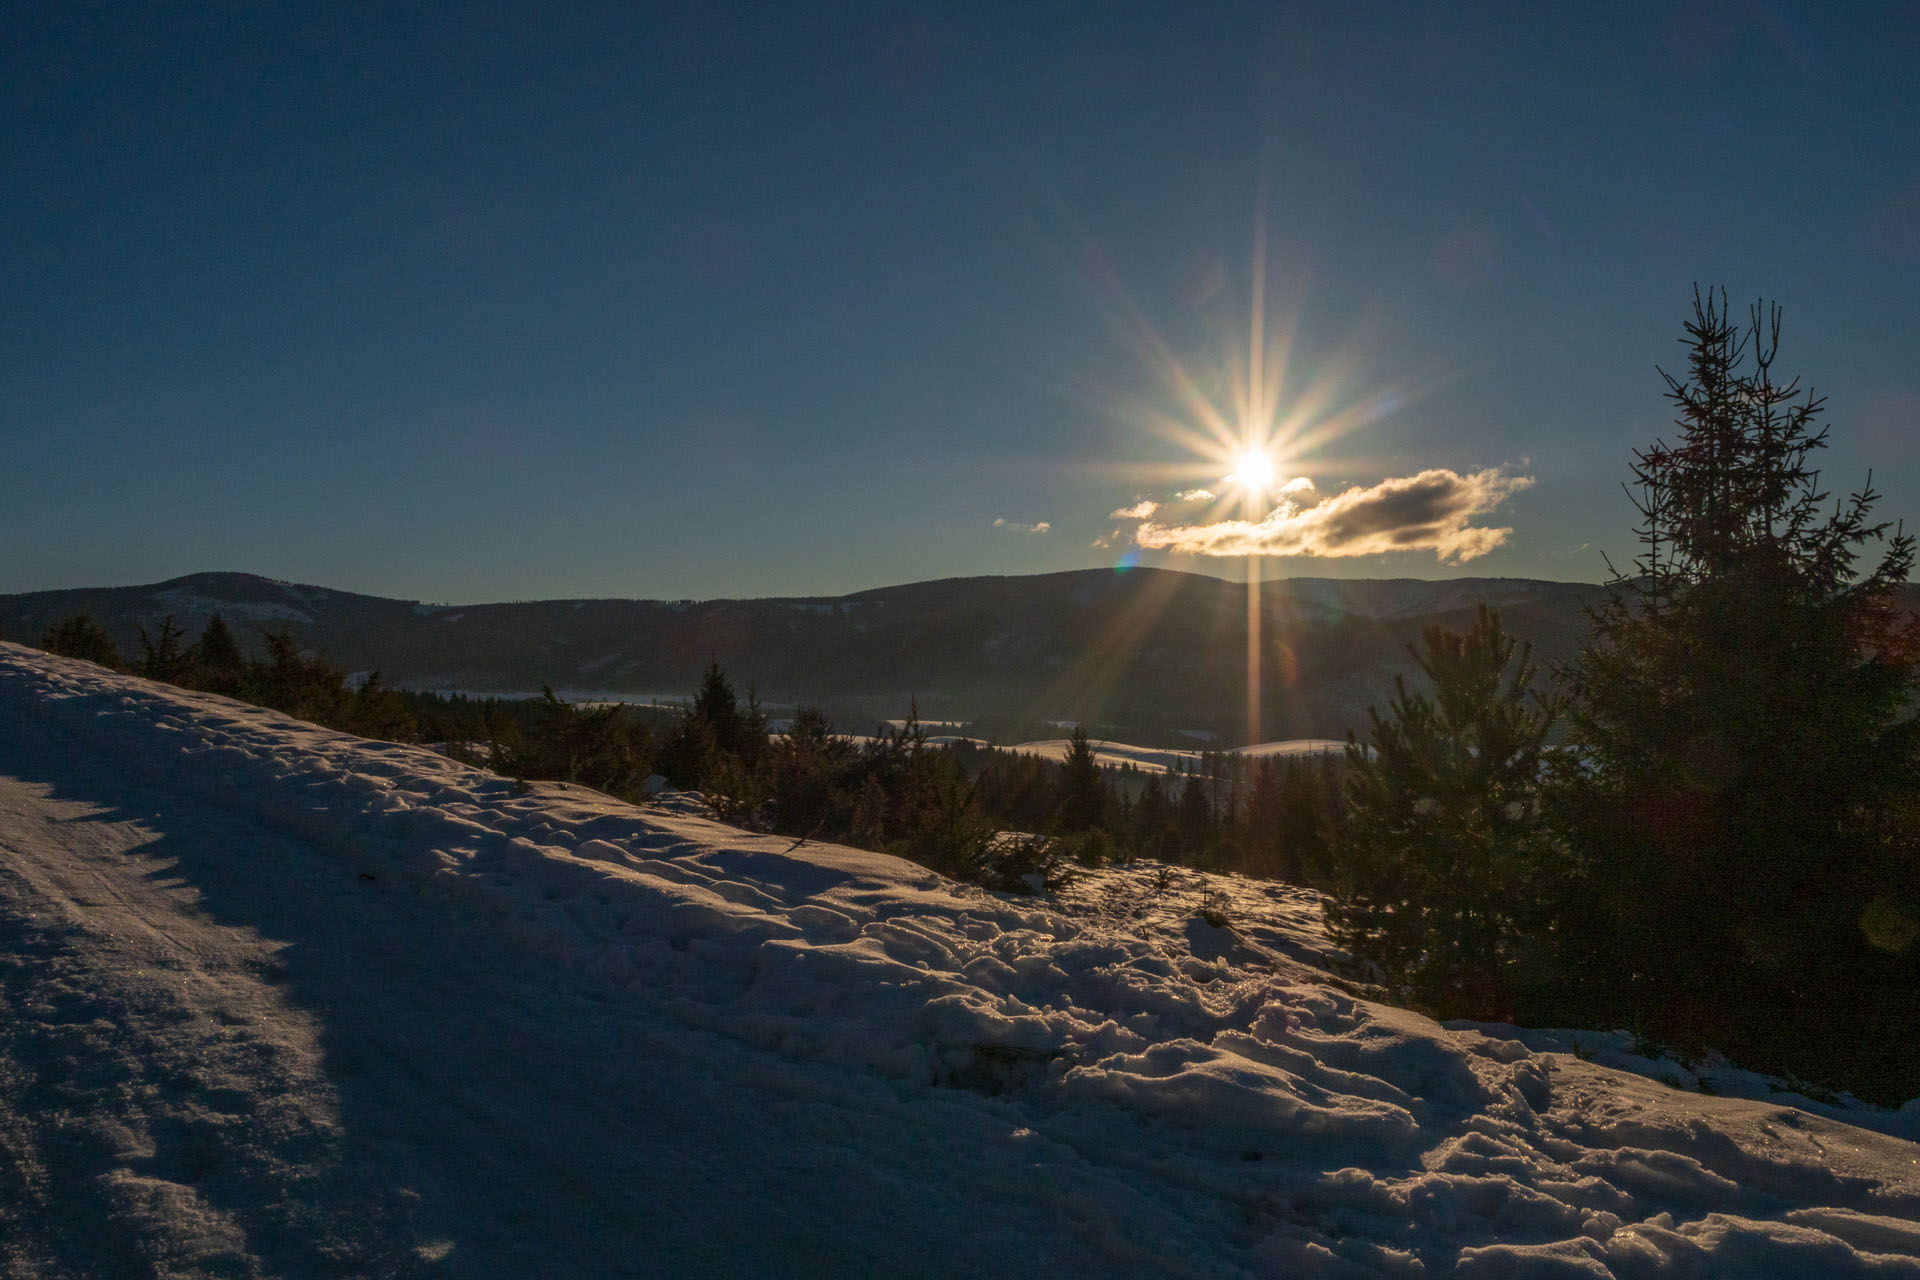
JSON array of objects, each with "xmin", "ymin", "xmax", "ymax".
[{"xmin": 0, "ymin": 640, "xmax": 1916, "ymax": 1277}]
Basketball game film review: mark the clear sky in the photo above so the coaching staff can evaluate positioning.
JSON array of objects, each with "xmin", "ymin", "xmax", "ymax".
[{"xmin": 5, "ymin": 2, "xmax": 1917, "ymax": 603}]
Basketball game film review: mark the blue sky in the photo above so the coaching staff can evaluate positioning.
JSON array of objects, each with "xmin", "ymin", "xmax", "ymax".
[{"xmin": 5, "ymin": 2, "xmax": 1917, "ymax": 602}]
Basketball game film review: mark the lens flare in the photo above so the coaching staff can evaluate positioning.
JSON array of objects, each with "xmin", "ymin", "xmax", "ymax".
[
  {"xmin": 1060, "ymin": 179, "xmax": 1449, "ymax": 746},
  {"xmin": 1228, "ymin": 449, "xmax": 1276, "ymax": 494}
]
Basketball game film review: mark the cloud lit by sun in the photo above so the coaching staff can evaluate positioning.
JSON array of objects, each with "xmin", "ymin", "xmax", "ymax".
[
  {"xmin": 1073, "ymin": 205, "xmax": 1534, "ymax": 570},
  {"xmin": 1133, "ymin": 467, "xmax": 1532, "ymax": 562},
  {"xmin": 1080, "ymin": 230, "xmax": 1533, "ymax": 564}
]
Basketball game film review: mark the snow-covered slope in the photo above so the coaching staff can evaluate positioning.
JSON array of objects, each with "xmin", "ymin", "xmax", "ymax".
[{"xmin": 2, "ymin": 642, "xmax": 1917, "ymax": 1277}]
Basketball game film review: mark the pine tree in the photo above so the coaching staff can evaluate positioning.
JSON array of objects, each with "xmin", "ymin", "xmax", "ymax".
[
  {"xmin": 1175, "ymin": 774, "xmax": 1212, "ymax": 864},
  {"xmin": 1133, "ymin": 774, "xmax": 1173, "ymax": 860},
  {"xmin": 661, "ymin": 662, "xmax": 734, "ymax": 789},
  {"xmin": 193, "ymin": 613, "xmax": 246, "ymax": 694},
  {"xmin": 248, "ymin": 626, "xmax": 347, "ymax": 722},
  {"xmin": 1055, "ymin": 725, "xmax": 1105, "ymax": 834},
  {"xmin": 1329, "ymin": 606, "xmax": 1562, "ymax": 1020},
  {"xmin": 343, "ymin": 672, "xmax": 419, "ymax": 744},
  {"xmin": 769, "ymin": 705, "xmax": 853, "ymax": 838},
  {"xmin": 1561, "ymin": 290, "xmax": 1920, "ymax": 1093},
  {"xmin": 738, "ymin": 685, "xmax": 770, "ymax": 771},
  {"xmin": 1243, "ymin": 759, "xmax": 1289, "ymax": 879},
  {"xmin": 196, "ymin": 613, "xmax": 244, "ymax": 671},
  {"xmin": 692, "ymin": 660, "xmax": 744, "ymax": 755}
]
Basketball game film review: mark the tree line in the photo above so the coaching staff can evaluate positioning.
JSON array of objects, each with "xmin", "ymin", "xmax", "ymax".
[
  {"xmin": 31, "ymin": 608, "xmax": 1346, "ymax": 895},
  {"xmin": 424, "ymin": 665, "xmax": 1349, "ymax": 895},
  {"xmin": 1330, "ymin": 291, "xmax": 1920, "ymax": 1104},
  {"xmin": 36, "ymin": 612, "xmax": 418, "ymax": 740}
]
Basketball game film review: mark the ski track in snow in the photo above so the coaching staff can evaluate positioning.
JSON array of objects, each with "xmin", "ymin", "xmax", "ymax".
[{"xmin": 1, "ymin": 641, "xmax": 1917, "ymax": 1278}]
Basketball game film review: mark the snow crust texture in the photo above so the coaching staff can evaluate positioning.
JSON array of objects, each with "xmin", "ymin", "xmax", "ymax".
[{"xmin": 2, "ymin": 641, "xmax": 1918, "ymax": 1277}]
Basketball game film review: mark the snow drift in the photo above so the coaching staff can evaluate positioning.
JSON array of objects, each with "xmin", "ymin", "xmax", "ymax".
[{"xmin": 1, "ymin": 641, "xmax": 1917, "ymax": 1277}]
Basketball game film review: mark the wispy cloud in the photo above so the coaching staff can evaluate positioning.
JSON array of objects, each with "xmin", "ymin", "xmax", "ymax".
[
  {"xmin": 994, "ymin": 517, "xmax": 1052, "ymax": 534},
  {"xmin": 1175, "ymin": 488, "xmax": 1216, "ymax": 502},
  {"xmin": 1109, "ymin": 500, "xmax": 1158, "ymax": 519},
  {"xmin": 1133, "ymin": 467, "xmax": 1531, "ymax": 562}
]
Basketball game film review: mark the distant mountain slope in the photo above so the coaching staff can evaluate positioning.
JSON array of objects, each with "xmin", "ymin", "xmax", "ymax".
[{"xmin": 0, "ymin": 568, "xmax": 1618, "ymax": 737}]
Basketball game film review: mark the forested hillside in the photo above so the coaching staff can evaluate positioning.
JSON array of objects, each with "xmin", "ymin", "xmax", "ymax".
[{"xmin": 0, "ymin": 568, "xmax": 1605, "ymax": 739}]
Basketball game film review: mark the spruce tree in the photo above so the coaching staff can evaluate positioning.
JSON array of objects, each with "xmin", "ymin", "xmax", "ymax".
[
  {"xmin": 249, "ymin": 626, "xmax": 348, "ymax": 722},
  {"xmin": 194, "ymin": 613, "xmax": 246, "ymax": 694},
  {"xmin": 1243, "ymin": 759, "xmax": 1290, "ymax": 879},
  {"xmin": 1175, "ymin": 774, "xmax": 1212, "ymax": 864},
  {"xmin": 692, "ymin": 660, "xmax": 744, "ymax": 755},
  {"xmin": 1133, "ymin": 774, "xmax": 1173, "ymax": 860},
  {"xmin": 768, "ymin": 705, "xmax": 851, "ymax": 838},
  {"xmin": 1055, "ymin": 725, "xmax": 1105, "ymax": 834},
  {"xmin": 1561, "ymin": 290, "xmax": 1920, "ymax": 1094},
  {"xmin": 197, "ymin": 613, "xmax": 244, "ymax": 671}
]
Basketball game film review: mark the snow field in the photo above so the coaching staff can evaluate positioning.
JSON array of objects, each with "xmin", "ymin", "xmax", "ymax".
[{"xmin": 3, "ymin": 641, "xmax": 1919, "ymax": 1277}]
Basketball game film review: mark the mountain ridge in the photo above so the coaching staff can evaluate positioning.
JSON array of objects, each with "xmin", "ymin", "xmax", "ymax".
[{"xmin": 0, "ymin": 567, "xmax": 1718, "ymax": 739}]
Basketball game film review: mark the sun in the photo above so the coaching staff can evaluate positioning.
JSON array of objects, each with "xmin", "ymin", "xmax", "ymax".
[{"xmin": 1227, "ymin": 448, "xmax": 1276, "ymax": 494}]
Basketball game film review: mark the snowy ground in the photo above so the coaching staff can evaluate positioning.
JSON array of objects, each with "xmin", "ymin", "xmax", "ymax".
[{"xmin": 2, "ymin": 642, "xmax": 1918, "ymax": 1278}]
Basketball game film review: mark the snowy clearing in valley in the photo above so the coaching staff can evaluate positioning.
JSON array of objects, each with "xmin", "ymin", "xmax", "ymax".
[
  {"xmin": 1007, "ymin": 737, "xmax": 1349, "ymax": 775},
  {"xmin": 1, "ymin": 641, "xmax": 1917, "ymax": 1277}
]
